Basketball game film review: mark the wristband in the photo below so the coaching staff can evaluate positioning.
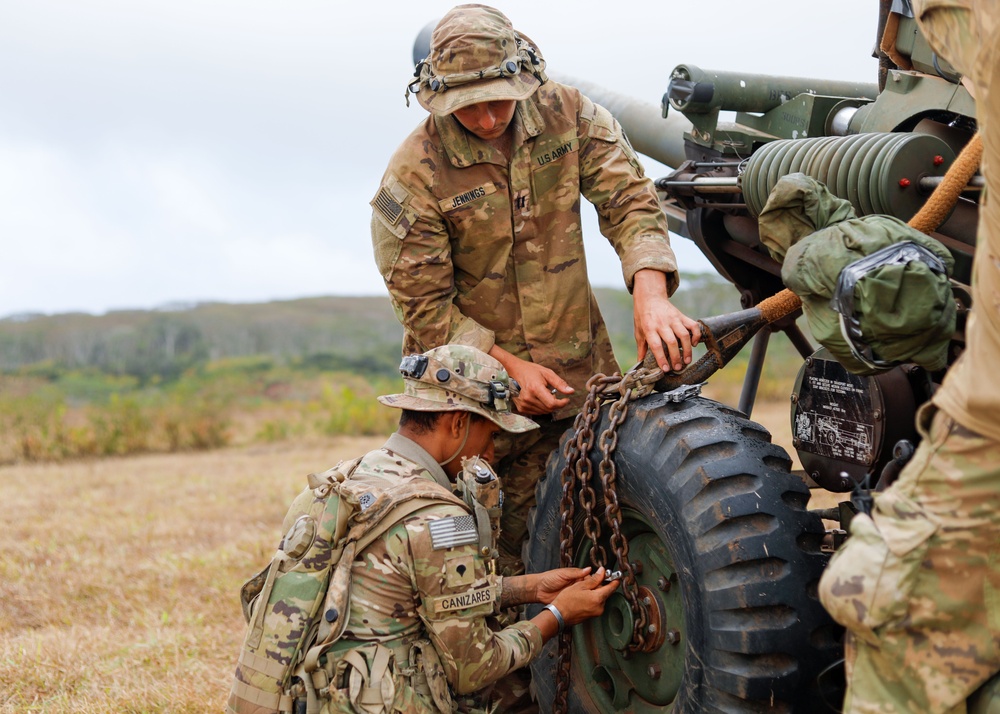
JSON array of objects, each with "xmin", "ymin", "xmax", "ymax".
[{"xmin": 543, "ymin": 603, "xmax": 566, "ymax": 634}]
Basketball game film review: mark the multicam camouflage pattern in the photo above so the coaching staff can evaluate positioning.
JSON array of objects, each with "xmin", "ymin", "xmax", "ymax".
[
  {"xmin": 492, "ymin": 415, "xmax": 571, "ymax": 575},
  {"xmin": 819, "ymin": 406, "xmax": 1000, "ymax": 713},
  {"xmin": 410, "ymin": 5, "xmax": 543, "ymax": 116},
  {"xmin": 818, "ymin": 7, "xmax": 1000, "ymax": 711},
  {"xmin": 229, "ymin": 458, "xmax": 361, "ymax": 714},
  {"xmin": 914, "ymin": 0, "xmax": 1000, "ymax": 444},
  {"xmin": 377, "ymin": 344, "xmax": 537, "ymax": 434},
  {"xmin": 371, "ymin": 79, "xmax": 679, "ymax": 422},
  {"xmin": 328, "ymin": 438, "xmax": 542, "ymax": 712},
  {"xmin": 229, "ymin": 438, "xmax": 522, "ymax": 714},
  {"xmin": 453, "ymin": 456, "xmax": 503, "ymax": 561}
]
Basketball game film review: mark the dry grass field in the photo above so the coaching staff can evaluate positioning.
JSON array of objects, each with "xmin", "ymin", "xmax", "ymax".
[
  {"xmin": 0, "ymin": 396, "xmax": 833, "ymax": 713},
  {"xmin": 0, "ymin": 435, "xmax": 384, "ymax": 713}
]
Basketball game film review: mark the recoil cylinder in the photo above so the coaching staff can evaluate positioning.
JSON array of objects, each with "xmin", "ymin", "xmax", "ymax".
[{"xmin": 741, "ymin": 132, "xmax": 956, "ymax": 220}]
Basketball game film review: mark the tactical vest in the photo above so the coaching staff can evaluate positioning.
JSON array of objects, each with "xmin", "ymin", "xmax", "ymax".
[{"xmin": 228, "ymin": 456, "xmax": 503, "ymax": 714}]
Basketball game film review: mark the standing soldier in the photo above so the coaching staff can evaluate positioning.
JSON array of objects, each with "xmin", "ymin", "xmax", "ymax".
[
  {"xmin": 819, "ymin": 3, "xmax": 1000, "ymax": 712},
  {"xmin": 370, "ymin": 3, "xmax": 700, "ymax": 577}
]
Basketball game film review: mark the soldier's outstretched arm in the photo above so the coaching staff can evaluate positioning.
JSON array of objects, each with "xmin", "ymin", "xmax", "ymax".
[
  {"xmin": 400, "ymin": 505, "xmax": 548, "ymax": 694},
  {"xmin": 530, "ymin": 567, "xmax": 619, "ymax": 640},
  {"xmin": 498, "ymin": 566, "xmax": 593, "ymax": 609}
]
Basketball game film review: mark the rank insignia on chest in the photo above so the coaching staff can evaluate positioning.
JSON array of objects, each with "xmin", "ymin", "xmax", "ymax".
[{"xmin": 429, "ymin": 515, "xmax": 478, "ymax": 550}]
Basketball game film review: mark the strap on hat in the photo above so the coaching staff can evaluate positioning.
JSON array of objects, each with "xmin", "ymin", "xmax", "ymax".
[
  {"xmin": 404, "ymin": 34, "xmax": 547, "ymax": 107},
  {"xmin": 397, "ymin": 354, "xmax": 519, "ymax": 413}
]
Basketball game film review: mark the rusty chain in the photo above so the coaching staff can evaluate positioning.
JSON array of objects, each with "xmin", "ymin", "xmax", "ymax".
[
  {"xmin": 553, "ymin": 372, "xmax": 615, "ymax": 713},
  {"xmin": 551, "ymin": 363, "xmax": 664, "ymax": 713}
]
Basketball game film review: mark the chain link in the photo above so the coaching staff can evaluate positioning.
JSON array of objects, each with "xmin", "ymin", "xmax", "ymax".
[
  {"xmin": 598, "ymin": 386, "xmax": 649, "ymax": 650},
  {"xmin": 550, "ymin": 364, "xmax": 663, "ymax": 713},
  {"xmin": 553, "ymin": 373, "xmax": 614, "ymax": 712}
]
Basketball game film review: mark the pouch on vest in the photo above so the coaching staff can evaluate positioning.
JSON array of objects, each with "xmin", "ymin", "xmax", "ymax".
[
  {"xmin": 228, "ymin": 457, "xmax": 363, "ymax": 714},
  {"xmin": 453, "ymin": 456, "xmax": 502, "ymax": 561}
]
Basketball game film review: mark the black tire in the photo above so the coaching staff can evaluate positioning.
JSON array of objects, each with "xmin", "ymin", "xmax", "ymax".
[{"xmin": 526, "ymin": 393, "xmax": 842, "ymax": 713}]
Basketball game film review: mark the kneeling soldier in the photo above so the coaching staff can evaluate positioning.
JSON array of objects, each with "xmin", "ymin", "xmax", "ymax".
[{"xmin": 231, "ymin": 344, "xmax": 617, "ymax": 714}]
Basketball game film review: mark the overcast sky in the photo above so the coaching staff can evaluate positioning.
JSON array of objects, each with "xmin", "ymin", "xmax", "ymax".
[{"xmin": 0, "ymin": 0, "xmax": 880, "ymax": 317}]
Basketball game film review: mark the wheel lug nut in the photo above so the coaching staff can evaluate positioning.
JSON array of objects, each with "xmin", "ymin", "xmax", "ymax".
[
  {"xmin": 657, "ymin": 576, "xmax": 671, "ymax": 592},
  {"xmin": 647, "ymin": 664, "xmax": 661, "ymax": 679},
  {"xmin": 666, "ymin": 628, "xmax": 681, "ymax": 645}
]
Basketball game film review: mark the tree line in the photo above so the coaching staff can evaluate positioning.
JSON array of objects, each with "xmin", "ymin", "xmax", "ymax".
[{"xmin": 0, "ymin": 277, "xmax": 739, "ymax": 383}]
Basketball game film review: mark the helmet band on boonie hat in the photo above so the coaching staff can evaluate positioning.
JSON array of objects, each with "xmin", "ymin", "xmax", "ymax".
[
  {"xmin": 403, "ymin": 4, "xmax": 547, "ymax": 115},
  {"xmin": 398, "ymin": 353, "xmax": 518, "ymax": 413}
]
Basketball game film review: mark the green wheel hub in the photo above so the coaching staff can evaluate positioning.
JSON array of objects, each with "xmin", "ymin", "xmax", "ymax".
[{"xmin": 573, "ymin": 508, "xmax": 686, "ymax": 711}]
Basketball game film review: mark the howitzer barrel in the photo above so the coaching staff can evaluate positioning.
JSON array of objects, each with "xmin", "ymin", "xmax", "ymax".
[
  {"xmin": 667, "ymin": 64, "xmax": 878, "ymax": 115},
  {"xmin": 550, "ymin": 72, "xmax": 691, "ymax": 170}
]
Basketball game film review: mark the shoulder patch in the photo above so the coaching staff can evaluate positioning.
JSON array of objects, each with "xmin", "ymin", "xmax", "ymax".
[
  {"xmin": 438, "ymin": 183, "xmax": 497, "ymax": 213},
  {"xmin": 586, "ymin": 102, "xmax": 619, "ymax": 143},
  {"xmin": 373, "ymin": 186, "xmax": 404, "ymax": 226},
  {"xmin": 428, "ymin": 515, "xmax": 478, "ymax": 550},
  {"xmin": 371, "ymin": 175, "xmax": 415, "ymax": 239}
]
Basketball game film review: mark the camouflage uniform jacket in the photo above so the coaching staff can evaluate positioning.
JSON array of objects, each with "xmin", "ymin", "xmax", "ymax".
[
  {"xmin": 332, "ymin": 433, "xmax": 542, "ymax": 707},
  {"xmin": 915, "ymin": 0, "xmax": 1000, "ymax": 442},
  {"xmin": 372, "ymin": 81, "xmax": 680, "ymax": 418}
]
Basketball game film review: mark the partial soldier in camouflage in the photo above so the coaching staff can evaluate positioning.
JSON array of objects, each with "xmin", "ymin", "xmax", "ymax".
[
  {"xmin": 299, "ymin": 345, "xmax": 617, "ymax": 713},
  {"xmin": 371, "ymin": 3, "xmax": 700, "ymax": 576},
  {"xmin": 818, "ymin": 3, "xmax": 1000, "ymax": 712}
]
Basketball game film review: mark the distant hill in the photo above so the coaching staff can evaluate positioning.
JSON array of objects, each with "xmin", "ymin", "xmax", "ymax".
[{"xmin": 0, "ymin": 273, "xmax": 741, "ymax": 380}]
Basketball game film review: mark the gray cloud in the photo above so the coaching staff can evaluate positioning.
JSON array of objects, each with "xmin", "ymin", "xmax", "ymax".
[{"xmin": 0, "ymin": 0, "xmax": 878, "ymax": 315}]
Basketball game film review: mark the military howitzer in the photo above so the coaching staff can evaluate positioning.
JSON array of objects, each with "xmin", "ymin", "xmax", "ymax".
[
  {"xmin": 526, "ymin": 13, "xmax": 999, "ymax": 714},
  {"xmin": 415, "ymin": 11, "xmax": 995, "ymax": 712}
]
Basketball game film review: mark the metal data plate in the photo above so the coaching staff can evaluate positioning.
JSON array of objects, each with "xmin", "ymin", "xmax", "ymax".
[{"xmin": 793, "ymin": 357, "xmax": 876, "ymax": 468}]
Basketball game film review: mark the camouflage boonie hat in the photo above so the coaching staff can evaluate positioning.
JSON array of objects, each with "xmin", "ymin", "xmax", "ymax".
[
  {"xmin": 378, "ymin": 345, "xmax": 538, "ymax": 433},
  {"xmin": 408, "ymin": 4, "xmax": 546, "ymax": 116}
]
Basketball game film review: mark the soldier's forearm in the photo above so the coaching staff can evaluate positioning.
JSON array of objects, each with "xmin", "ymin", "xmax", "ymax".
[{"xmin": 498, "ymin": 574, "xmax": 537, "ymax": 609}]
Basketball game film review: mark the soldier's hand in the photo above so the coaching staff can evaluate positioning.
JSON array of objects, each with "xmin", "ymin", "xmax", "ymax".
[
  {"xmin": 632, "ymin": 269, "xmax": 701, "ymax": 373},
  {"xmin": 550, "ymin": 567, "xmax": 619, "ymax": 626},
  {"xmin": 489, "ymin": 346, "xmax": 573, "ymax": 415},
  {"xmin": 534, "ymin": 566, "xmax": 592, "ymax": 605}
]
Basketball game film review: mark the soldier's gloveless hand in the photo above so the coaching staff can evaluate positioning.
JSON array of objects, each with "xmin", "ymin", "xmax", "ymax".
[
  {"xmin": 533, "ymin": 566, "xmax": 594, "ymax": 605},
  {"xmin": 489, "ymin": 345, "xmax": 573, "ymax": 415},
  {"xmin": 632, "ymin": 269, "xmax": 701, "ymax": 372},
  {"xmin": 551, "ymin": 566, "xmax": 620, "ymax": 626}
]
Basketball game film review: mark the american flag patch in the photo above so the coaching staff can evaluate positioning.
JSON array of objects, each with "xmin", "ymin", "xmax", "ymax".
[
  {"xmin": 429, "ymin": 515, "xmax": 477, "ymax": 550},
  {"xmin": 372, "ymin": 186, "xmax": 403, "ymax": 225}
]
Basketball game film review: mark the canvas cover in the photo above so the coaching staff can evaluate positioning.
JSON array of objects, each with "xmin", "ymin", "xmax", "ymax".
[{"xmin": 758, "ymin": 173, "xmax": 956, "ymax": 375}]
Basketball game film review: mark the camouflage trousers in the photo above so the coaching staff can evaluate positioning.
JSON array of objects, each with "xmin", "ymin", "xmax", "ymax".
[
  {"xmin": 493, "ymin": 415, "xmax": 574, "ymax": 577},
  {"xmin": 819, "ymin": 404, "xmax": 1000, "ymax": 714}
]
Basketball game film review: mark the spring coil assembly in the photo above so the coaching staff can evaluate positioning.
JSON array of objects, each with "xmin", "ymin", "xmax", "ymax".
[{"xmin": 741, "ymin": 132, "xmax": 956, "ymax": 221}]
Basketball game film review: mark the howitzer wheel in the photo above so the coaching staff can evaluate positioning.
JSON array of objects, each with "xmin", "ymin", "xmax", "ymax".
[{"xmin": 526, "ymin": 395, "xmax": 842, "ymax": 713}]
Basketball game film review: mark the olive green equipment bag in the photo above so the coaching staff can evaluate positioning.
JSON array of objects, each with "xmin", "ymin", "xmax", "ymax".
[
  {"xmin": 227, "ymin": 460, "xmax": 467, "ymax": 714},
  {"xmin": 758, "ymin": 174, "xmax": 956, "ymax": 375}
]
